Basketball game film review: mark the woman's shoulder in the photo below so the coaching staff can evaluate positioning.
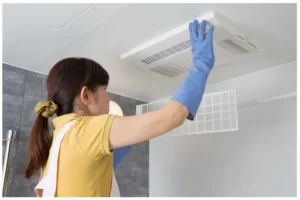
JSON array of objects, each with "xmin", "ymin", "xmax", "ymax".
[{"xmin": 73, "ymin": 114, "xmax": 116, "ymax": 132}]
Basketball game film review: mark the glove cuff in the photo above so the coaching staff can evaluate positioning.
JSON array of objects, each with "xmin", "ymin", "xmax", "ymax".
[{"xmin": 171, "ymin": 66, "xmax": 209, "ymax": 120}]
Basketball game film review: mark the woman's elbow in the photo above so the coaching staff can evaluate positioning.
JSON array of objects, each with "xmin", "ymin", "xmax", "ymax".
[{"xmin": 163, "ymin": 101, "xmax": 189, "ymax": 128}]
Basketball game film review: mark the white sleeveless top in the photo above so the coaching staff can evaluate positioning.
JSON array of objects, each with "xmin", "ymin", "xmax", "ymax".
[{"xmin": 34, "ymin": 120, "xmax": 120, "ymax": 197}]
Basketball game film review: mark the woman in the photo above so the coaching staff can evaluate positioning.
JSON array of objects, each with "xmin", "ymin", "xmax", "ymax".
[{"xmin": 25, "ymin": 19, "xmax": 214, "ymax": 197}]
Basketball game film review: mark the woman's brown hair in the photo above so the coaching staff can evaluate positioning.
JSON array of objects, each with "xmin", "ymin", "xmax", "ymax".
[{"xmin": 25, "ymin": 57, "xmax": 109, "ymax": 179}]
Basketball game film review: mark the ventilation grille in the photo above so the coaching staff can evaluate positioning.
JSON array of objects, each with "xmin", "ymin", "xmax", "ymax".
[
  {"xmin": 148, "ymin": 49, "xmax": 193, "ymax": 77},
  {"xmin": 146, "ymin": 40, "xmax": 237, "ymax": 78},
  {"xmin": 220, "ymin": 39, "xmax": 249, "ymax": 55},
  {"xmin": 149, "ymin": 65, "xmax": 185, "ymax": 78},
  {"xmin": 141, "ymin": 38, "xmax": 249, "ymax": 68},
  {"xmin": 138, "ymin": 90, "xmax": 239, "ymax": 136},
  {"xmin": 139, "ymin": 35, "xmax": 256, "ymax": 78},
  {"xmin": 141, "ymin": 40, "xmax": 191, "ymax": 65}
]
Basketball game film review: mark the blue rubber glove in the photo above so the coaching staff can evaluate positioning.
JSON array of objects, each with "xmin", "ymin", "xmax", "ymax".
[
  {"xmin": 171, "ymin": 20, "xmax": 215, "ymax": 120},
  {"xmin": 113, "ymin": 146, "xmax": 130, "ymax": 169}
]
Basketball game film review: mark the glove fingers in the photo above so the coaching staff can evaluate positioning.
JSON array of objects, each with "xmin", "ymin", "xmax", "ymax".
[
  {"xmin": 198, "ymin": 20, "xmax": 207, "ymax": 41},
  {"xmin": 192, "ymin": 19, "xmax": 198, "ymax": 40},
  {"xmin": 207, "ymin": 25, "xmax": 214, "ymax": 41},
  {"xmin": 189, "ymin": 22, "xmax": 195, "ymax": 43}
]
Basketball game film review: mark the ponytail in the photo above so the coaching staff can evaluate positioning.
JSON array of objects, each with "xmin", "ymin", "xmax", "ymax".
[
  {"xmin": 25, "ymin": 101, "xmax": 58, "ymax": 179},
  {"xmin": 25, "ymin": 115, "xmax": 52, "ymax": 179}
]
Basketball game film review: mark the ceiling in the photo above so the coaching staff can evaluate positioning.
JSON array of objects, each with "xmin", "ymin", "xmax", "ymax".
[{"xmin": 3, "ymin": 3, "xmax": 297, "ymax": 102}]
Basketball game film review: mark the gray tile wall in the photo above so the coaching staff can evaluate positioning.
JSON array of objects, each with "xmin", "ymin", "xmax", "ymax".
[
  {"xmin": 109, "ymin": 93, "xmax": 149, "ymax": 197},
  {"xmin": 2, "ymin": 64, "xmax": 27, "ymax": 197},
  {"xmin": 2, "ymin": 64, "xmax": 148, "ymax": 197}
]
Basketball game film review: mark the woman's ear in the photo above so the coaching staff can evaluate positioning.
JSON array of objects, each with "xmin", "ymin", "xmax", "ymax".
[{"xmin": 79, "ymin": 86, "xmax": 91, "ymax": 106}]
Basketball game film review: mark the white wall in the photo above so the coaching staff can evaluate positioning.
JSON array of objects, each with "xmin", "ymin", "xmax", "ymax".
[{"xmin": 149, "ymin": 61, "xmax": 297, "ymax": 197}]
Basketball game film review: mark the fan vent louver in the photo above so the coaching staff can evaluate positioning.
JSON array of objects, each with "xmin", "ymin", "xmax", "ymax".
[{"xmin": 141, "ymin": 40, "xmax": 191, "ymax": 65}]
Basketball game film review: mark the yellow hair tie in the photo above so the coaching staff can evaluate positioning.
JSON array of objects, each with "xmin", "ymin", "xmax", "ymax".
[{"xmin": 34, "ymin": 101, "xmax": 58, "ymax": 118}]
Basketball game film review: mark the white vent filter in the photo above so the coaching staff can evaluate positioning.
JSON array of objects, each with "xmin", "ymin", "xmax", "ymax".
[
  {"xmin": 136, "ymin": 90, "xmax": 239, "ymax": 136},
  {"xmin": 121, "ymin": 12, "xmax": 263, "ymax": 78}
]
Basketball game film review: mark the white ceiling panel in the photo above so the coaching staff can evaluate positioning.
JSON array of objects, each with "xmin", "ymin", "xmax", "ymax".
[
  {"xmin": 3, "ymin": 3, "xmax": 127, "ymax": 67},
  {"xmin": 3, "ymin": 3, "xmax": 297, "ymax": 102}
]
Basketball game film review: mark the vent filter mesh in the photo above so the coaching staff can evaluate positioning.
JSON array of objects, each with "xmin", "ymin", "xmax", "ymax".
[{"xmin": 138, "ymin": 90, "xmax": 239, "ymax": 136}]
